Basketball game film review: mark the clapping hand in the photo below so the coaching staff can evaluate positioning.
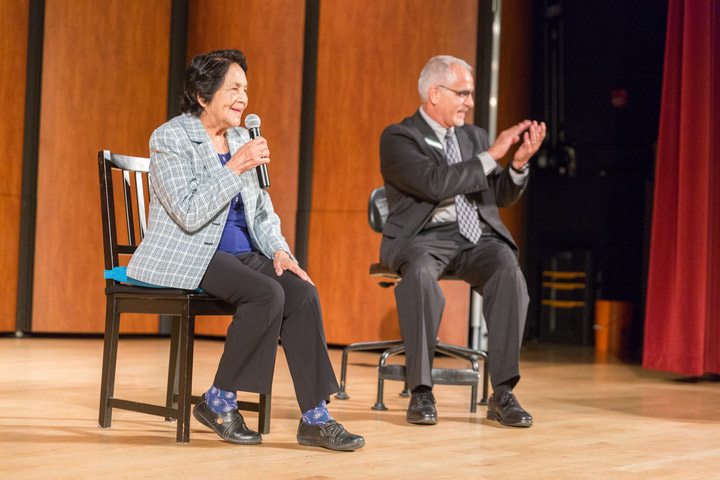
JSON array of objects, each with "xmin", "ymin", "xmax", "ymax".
[{"xmin": 512, "ymin": 121, "xmax": 546, "ymax": 170}]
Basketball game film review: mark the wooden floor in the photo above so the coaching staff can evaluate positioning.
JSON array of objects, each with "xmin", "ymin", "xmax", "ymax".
[{"xmin": 1, "ymin": 337, "xmax": 719, "ymax": 479}]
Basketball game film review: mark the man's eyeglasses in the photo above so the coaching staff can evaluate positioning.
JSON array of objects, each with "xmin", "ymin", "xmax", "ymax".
[{"xmin": 438, "ymin": 85, "xmax": 473, "ymax": 99}]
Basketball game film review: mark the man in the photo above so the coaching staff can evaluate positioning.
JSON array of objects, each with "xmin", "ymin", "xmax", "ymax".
[{"xmin": 379, "ymin": 55, "xmax": 546, "ymax": 428}]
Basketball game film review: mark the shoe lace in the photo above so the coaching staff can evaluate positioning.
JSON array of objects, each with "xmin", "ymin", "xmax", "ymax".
[
  {"xmin": 321, "ymin": 421, "xmax": 346, "ymax": 444},
  {"xmin": 416, "ymin": 390, "xmax": 436, "ymax": 405},
  {"xmin": 499, "ymin": 390, "xmax": 518, "ymax": 406}
]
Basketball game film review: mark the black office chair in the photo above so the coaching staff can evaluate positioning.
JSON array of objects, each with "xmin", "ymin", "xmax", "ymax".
[
  {"xmin": 335, "ymin": 186, "xmax": 489, "ymax": 412},
  {"xmin": 97, "ymin": 150, "xmax": 271, "ymax": 443}
]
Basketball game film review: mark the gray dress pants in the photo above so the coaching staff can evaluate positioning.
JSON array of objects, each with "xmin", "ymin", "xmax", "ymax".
[
  {"xmin": 391, "ymin": 223, "xmax": 529, "ymax": 391},
  {"xmin": 199, "ymin": 250, "xmax": 339, "ymax": 413}
]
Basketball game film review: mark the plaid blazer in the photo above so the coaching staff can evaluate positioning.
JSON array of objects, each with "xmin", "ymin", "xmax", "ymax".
[{"xmin": 126, "ymin": 114, "xmax": 291, "ymax": 290}]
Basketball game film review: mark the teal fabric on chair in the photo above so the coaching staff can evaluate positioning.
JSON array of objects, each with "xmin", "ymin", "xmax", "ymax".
[
  {"xmin": 104, "ymin": 267, "xmax": 203, "ymax": 292},
  {"xmin": 104, "ymin": 266, "xmax": 164, "ymax": 288}
]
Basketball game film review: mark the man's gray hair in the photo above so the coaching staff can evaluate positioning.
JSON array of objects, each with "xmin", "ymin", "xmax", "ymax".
[{"xmin": 418, "ymin": 55, "xmax": 473, "ymax": 102}]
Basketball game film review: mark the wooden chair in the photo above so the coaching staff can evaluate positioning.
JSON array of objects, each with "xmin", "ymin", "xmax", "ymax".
[
  {"xmin": 97, "ymin": 150, "xmax": 270, "ymax": 443},
  {"xmin": 335, "ymin": 186, "xmax": 489, "ymax": 412}
]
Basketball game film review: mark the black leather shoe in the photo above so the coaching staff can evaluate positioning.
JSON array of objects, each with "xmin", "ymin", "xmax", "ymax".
[
  {"xmin": 192, "ymin": 395, "xmax": 262, "ymax": 444},
  {"xmin": 486, "ymin": 391, "xmax": 533, "ymax": 428},
  {"xmin": 297, "ymin": 420, "xmax": 365, "ymax": 451},
  {"xmin": 406, "ymin": 389, "xmax": 437, "ymax": 425}
]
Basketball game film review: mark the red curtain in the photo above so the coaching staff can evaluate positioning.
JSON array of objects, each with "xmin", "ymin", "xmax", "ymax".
[{"xmin": 643, "ymin": 0, "xmax": 720, "ymax": 375}]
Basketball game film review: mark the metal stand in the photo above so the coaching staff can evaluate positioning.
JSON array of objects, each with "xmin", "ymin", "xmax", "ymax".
[
  {"xmin": 336, "ymin": 340, "xmax": 404, "ymax": 400},
  {"xmin": 336, "ymin": 339, "xmax": 489, "ymax": 412}
]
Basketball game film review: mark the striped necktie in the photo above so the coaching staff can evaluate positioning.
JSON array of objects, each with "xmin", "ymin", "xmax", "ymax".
[{"xmin": 445, "ymin": 129, "xmax": 481, "ymax": 243}]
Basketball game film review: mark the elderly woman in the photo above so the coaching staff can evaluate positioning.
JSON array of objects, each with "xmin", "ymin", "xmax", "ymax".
[{"xmin": 126, "ymin": 49, "xmax": 364, "ymax": 451}]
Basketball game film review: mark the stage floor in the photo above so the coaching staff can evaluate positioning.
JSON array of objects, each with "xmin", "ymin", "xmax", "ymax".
[{"xmin": 0, "ymin": 337, "xmax": 718, "ymax": 479}]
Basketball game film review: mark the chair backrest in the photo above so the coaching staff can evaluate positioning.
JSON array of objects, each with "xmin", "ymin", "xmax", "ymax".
[
  {"xmin": 98, "ymin": 150, "xmax": 151, "ymax": 285},
  {"xmin": 368, "ymin": 186, "xmax": 388, "ymax": 233}
]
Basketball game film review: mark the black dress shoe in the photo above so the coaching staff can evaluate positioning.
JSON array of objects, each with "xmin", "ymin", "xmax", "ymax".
[
  {"xmin": 406, "ymin": 389, "xmax": 437, "ymax": 425},
  {"xmin": 486, "ymin": 391, "xmax": 533, "ymax": 428},
  {"xmin": 192, "ymin": 395, "xmax": 262, "ymax": 444},
  {"xmin": 297, "ymin": 420, "xmax": 365, "ymax": 451}
]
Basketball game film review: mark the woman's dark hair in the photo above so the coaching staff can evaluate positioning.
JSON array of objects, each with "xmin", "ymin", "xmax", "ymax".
[{"xmin": 180, "ymin": 49, "xmax": 248, "ymax": 116}]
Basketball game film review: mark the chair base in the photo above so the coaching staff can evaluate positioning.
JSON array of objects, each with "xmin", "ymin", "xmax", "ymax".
[
  {"xmin": 100, "ymin": 387, "xmax": 271, "ymax": 443},
  {"xmin": 335, "ymin": 340, "xmax": 405, "ymax": 400},
  {"xmin": 98, "ymin": 296, "xmax": 271, "ymax": 443},
  {"xmin": 164, "ymin": 394, "xmax": 271, "ymax": 430},
  {"xmin": 336, "ymin": 339, "xmax": 489, "ymax": 413}
]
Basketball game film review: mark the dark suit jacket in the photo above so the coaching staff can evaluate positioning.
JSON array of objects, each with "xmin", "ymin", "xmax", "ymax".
[{"xmin": 379, "ymin": 110, "xmax": 527, "ymax": 271}]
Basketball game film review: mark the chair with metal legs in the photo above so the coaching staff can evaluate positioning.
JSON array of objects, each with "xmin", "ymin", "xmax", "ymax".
[{"xmin": 335, "ymin": 186, "xmax": 489, "ymax": 411}]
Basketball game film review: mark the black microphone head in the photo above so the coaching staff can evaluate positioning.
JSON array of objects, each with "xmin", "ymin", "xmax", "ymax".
[{"xmin": 245, "ymin": 114, "xmax": 261, "ymax": 129}]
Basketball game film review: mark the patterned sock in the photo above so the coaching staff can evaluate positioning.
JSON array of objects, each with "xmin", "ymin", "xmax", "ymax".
[
  {"xmin": 301, "ymin": 400, "xmax": 333, "ymax": 425},
  {"xmin": 206, "ymin": 386, "xmax": 238, "ymax": 414}
]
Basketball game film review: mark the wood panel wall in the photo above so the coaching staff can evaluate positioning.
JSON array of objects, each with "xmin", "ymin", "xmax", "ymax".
[
  {"xmin": 31, "ymin": 0, "xmax": 171, "ymax": 333},
  {"xmin": 308, "ymin": 0, "xmax": 480, "ymax": 346},
  {"xmin": 187, "ymin": 0, "xmax": 306, "ymax": 336},
  {"xmin": 16, "ymin": 0, "xmax": 532, "ymax": 338},
  {"xmin": 0, "ymin": 1, "xmax": 28, "ymax": 332},
  {"xmin": 187, "ymin": 0, "xmax": 305, "ymax": 251}
]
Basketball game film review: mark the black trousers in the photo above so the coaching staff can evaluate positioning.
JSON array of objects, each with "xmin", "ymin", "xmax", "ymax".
[
  {"xmin": 199, "ymin": 250, "xmax": 339, "ymax": 413},
  {"xmin": 391, "ymin": 223, "xmax": 529, "ymax": 391}
]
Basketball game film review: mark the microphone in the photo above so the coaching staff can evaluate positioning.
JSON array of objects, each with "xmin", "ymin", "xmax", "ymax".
[{"xmin": 244, "ymin": 114, "xmax": 270, "ymax": 189}]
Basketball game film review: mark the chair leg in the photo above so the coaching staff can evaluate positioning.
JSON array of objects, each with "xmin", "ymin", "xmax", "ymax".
[
  {"xmin": 372, "ymin": 345, "xmax": 404, "ymax": 411},
  {"xmin": 336, "ymin": 347, "xmax": 351, "ymax": 400},
  {"xmin": 479, "ymin": 355, "xmax": 489, "ymax": 405},
  {"xmin": 335, "ymin": 340, "xmax": 403, "ymax": 400},
  {"xmin": 258, "ymin": 394, "xmax": 271, "ymax": 434},
  {"xmin": 372, "ymin": 376, "xmax": 388, "ymax": 411},
  {"xmin": 165, "ymin": 316, "xmax": 180, "ymax": 421},
  {"xmin": 99, "ymin": 299, "xmax": 120, "ymax": 428},
  {"xmin": 435, "ymin": 342, "xmax": 490, "ymax": 407},
  {"xmin": 176, "ymin": 308, "xmax": 195, "ymax": 443},
  {"xmin": 469, "ymin": 357, "xmax": 479, "ymax": 413},
  {"xmin": 372, "ymin": 349, "xmax": 389, "ymax": 411},
  {"xmin": 470, "ymin": 383, "xmax": 478, "ymax": 412}
]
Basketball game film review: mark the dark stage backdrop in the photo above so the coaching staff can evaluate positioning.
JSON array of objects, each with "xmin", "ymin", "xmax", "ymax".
[{"xmin": 525, "ymin": 0, "xmax": 667, "ymax": 352}]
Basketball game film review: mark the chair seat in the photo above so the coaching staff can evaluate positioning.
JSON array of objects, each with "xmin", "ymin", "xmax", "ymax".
[
  {"xmin": 369, "ymin": 263, "xmax": 399, "ymax": 278},
  {"xmin": 105, "ymin": 284, "xmax": 225, "ymax": 302},
  {"xmin": 105, "ymin": 285, "xmax": 237, "ymax": 316},
  {"xmin": 369, "ymin": 263, "xmax": 461, "ymax": 281},
  {"xmin": 105, "ymin": 284, "xmax": 189, "ymax": 296}
]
